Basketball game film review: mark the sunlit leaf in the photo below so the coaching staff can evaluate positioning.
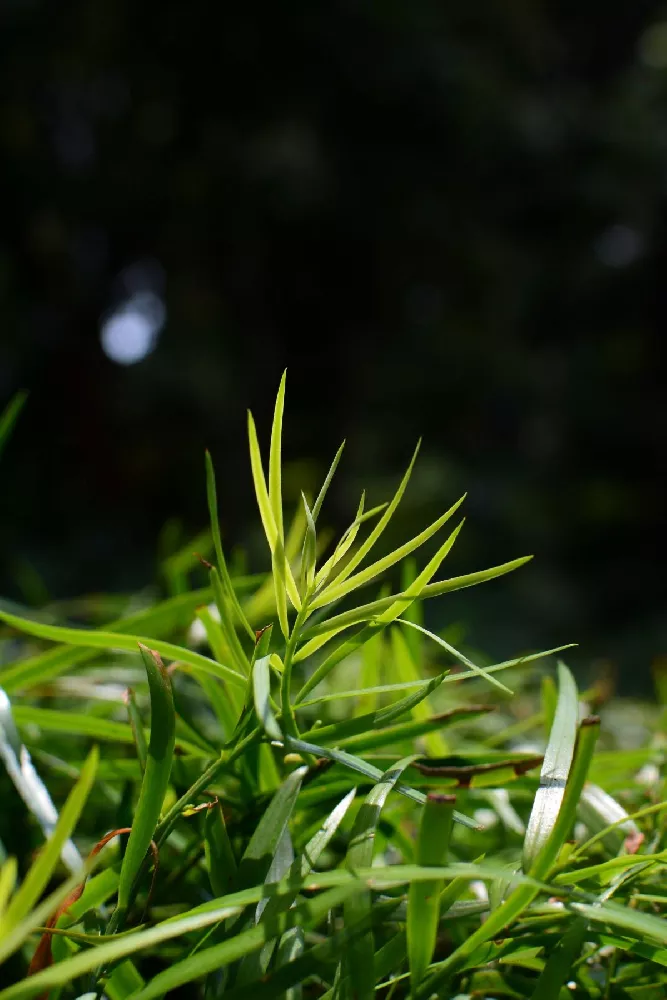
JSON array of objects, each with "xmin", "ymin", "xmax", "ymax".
[
  {"xmin": 110, "ymin": 646, "xmax": 175, "ymax": 931},
  {"xmin": 523, "ymin": 661, "xmax": 579, "ymax": 871}
]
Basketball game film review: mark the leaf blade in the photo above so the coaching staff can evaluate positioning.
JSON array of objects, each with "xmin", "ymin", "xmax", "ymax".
[
  {"xmin": 1, "ymin": 747, "xmax": 97, "ymax": 932},
  {"xmin": 111, "ymin": 646, "xmax": 176, "ymax": 928}
]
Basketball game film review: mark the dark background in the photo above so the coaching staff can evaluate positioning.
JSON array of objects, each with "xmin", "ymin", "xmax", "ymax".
[{"xmin": 0, "ymin": 2, "xmax": 665, "ymax": 689}]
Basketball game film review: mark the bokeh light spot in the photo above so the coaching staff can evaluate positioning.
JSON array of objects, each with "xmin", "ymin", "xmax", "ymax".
[{"xmin": 100, "ymin": 290, "xmax": 166, "ymax": 365}]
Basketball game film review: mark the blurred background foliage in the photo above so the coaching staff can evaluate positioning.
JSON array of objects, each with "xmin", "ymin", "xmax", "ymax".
[{"xmin": 0, "ymin": 1, "xmax": 664, "ymax": 690}]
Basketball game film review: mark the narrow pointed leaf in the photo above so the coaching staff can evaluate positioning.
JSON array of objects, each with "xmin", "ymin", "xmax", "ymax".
[
  {"xmin": 415, "ymin": 717, "xmax": 600, "ymax": 999},
  {"xmin": 253, "ymin": 653, "xmax": 282, "ymax": 742},
  {"xmin": 408, "ymin": 793, "xmax": 456, "ymax": 990},
  {"xmin": 282, "ymin": 736, "xmax": 478, "ymax": 829},
  {"xmin": 318, "ymin": 441, "xmax": 421, "ymax": 596},
  {"xmin": 523, "ymin": 661, "xmax": 579, "ymax": 871},
  {"xmin": 235, "ymin": 767, "xmax": 307, "ymax": 890},
  {"xmin": 9, "ymin": 705, "xmax": 204, "ymax": 758},
  {"xmin": 0, "ymin": 586, "xmax": 217, "ymax": 693},
  {"xmin": 124, "ymin": 687, "xmax": 147, "ymax": 772},
  {"xmin": 0, "ymin": 608, "xmax": 246, "ymax": 688},
  {"xmin": 568, "ymin": 897, "xmax": 667, "ymax": 945},
  {"xmin": 0, "ymin": 864, "xmax": 550, "ymax": 1000},
  {"xmin": 343, "ymin": 756, "xmax": 418, "ymax": 1000},
  {"xmin": 314, "ymin": 496, "xmax": 389, "ymax": 589},
  {"xmin": 111, "ymin": 646, "xmax": 175, "ymax": 929},
  {"xmin": 269, "ymin": 371, "xmax": 287, "ymax": 544},
  {"xmin": 206, "ymin": 450, "xmax": 255, "ymax": 641},
  {"xmin": 1, "ymin": 747, "xmax": 96, "ymax": 931},
  {"xmin": 210, "ymin": 565, "xmax": 250, "ymax": 675},
  {"xmin": 311, "ymin": 494, "xmax": 466, "ymax": 610},
  {"xmin": 335, "ymin": 706, "xmax": 492, "ymax": 755},
  {"xmin": 398, "ymin": 618, "xmax": 513, "ymax": 695},
  {"xmin": 421, "ymin": 555, "xmax": 533, "ymax": 599},
  {"xmin": 312, "ymin": 440, "xmax": 345, "ymax": 522},
  {"xmin": 576, "ymin": 782, "xmax": 643, "ymax": 856},
  {"xmin": 294, "ymin": 520, "xmax": 464, "ymax": 680},
  {"xmin": 205, "ymin": 800, "xmax": 238, "ymax": 898},
  {"xmin": 299, "ymin": 493, "xmax": 317, "ymax": 595},
  {"xmin": 258, "ymin": 788, "xmax": 357, "ymax": 928},
  {"xmin": 298, "ymin": 670, "xmax": 449, "ymax": 747},
  {"xmin": 247, "ymin": 409, "xmax": 301, "ymax": 612},
  {"xmin": 0, "ymin": 858, "xmax": 17, "ymax": 920},
  {"xmin": 390, "ymin": 626, "xmax": 448, "ymax": 755},
  {"xmin": 0, "ymin": 690, "xmax": 83, "ymax": 874}
]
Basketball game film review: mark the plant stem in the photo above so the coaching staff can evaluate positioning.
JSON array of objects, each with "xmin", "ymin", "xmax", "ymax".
[{"xmin": 155, "ymin": 726, "xmax": 262, "ymax": 848}]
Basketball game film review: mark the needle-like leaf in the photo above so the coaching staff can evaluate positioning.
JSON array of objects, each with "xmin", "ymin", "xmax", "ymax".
[
  {"xmin": 523, "ymin": 661, "xmax": 579, "ymax": 871},
  {"xmin": 310, "ymin": 494, "xmax": 465, "ymax": 610},
  {"xmin": 110, "ymin": 646, "xmax": 175, "ymax": 931}
]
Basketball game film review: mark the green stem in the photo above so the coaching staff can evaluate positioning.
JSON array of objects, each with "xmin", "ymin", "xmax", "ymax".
[
  {"xmin": 280, "ymin": 595, "xmax": 312, "ymax": 740},
  {"xmin": 155, "ymin": 726, "xmax": 263, "ymax": 848}
]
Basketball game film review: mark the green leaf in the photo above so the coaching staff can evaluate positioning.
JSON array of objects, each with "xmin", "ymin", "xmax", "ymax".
[
  {"xmin": 441, "ymin": 645, "xmax": 576, "ymax": 688},
  {"xmin": 576, "ymin": 782, "xmax": 642, "ymax": 856},
  {"xmin": 258, "ymin": 788, "xmax": 357, "ymax": 937},
  {"xmin": 330, "ymin": 707, "xmax": 492, "ymax": 755},
  {"xmin": 273, "ymin": 926, "xmax": 303, "ymax": 1000},
  {"xmin": 66, "ymin": 867, "xmax": 120, "ymax": 924},
  {"xmin": 298, "ymin": 669, "xmax": 450, "ymax": 747},
  {"xmin": 124, "ymin": 687, "xmax": 148, "ymax": 772},
  {"xmin": 253, "ymin": 652, "xmax": 282, "ymax": 742},
  {"xmin": 269, "ymin": 371, "xmax": 287, "ymax": 547},
  {"xmin": 235, "ymin": 766, "xmax": 307, "ymax": 890},
  {"xmin": 0, "ymin": 746, "xmax": 97, "ymax": 933},
  {"xmin": 310, "ymin": 494, "xmax": 465, "ymax": 610},
  {"xmin": 569, "ymin": 897, "xmax": 667, "ymax": 946},
  {"xmin": 357, "ymin": 623, "xmax": 384, "ymax": 714},
  {"xmin": 205, "ymin": 450, "xmax": 255, "ymax": 642},
  {"xmin": 0, "ymin": 858, "xmax": 17, "ymax": 919},
  {"xmin": 272, "ymin": 536, "xmax": 290, "ymax": 639},
  {"xmin": 299, "ymin": 439, "xmax": 346, "ymax": 596},
  {"xmin": 300, "ymin": 493, "xmax": 317, "ymax": 595},
  {"xmin": 10, "ymin": 706, "xmax": 205, "ymax": 758},
  {"xmin": 408, "ymin": 793, "xmax": 456, "ymax": 991},
  {"xmin": 0, "ymin": 391, "xmax": 27, "ymax": 463},
  {"xmin": 283, "ymin": 736, "xmax": 478, "ymax": 830},
  {"xmin": 110, "ymin": 645, "xmax": 175, "ymax": 930},
  {"xmin": 0, "ymin": 863, "xmax": 551, "ymax": 1000},
  {"xmin": 0, "ymin": 690, "xmax": 82, "ymax": 872},
  {"xmin": 415, "ymin": 717, "xmax": 600, "ymax": 999},
  {"xmin": 312, "ymin": 441, "xmax": 345, "ymax": 522},
  {"xmin": 294, "ymin": 520, "xmax": 465, "ymax": 694},
  {"xmin": 205, "ymin": 799, "xmax": 237, "ymax": 897},
  {"xmin": 541, "ymin": 674, "xmax": 558, "ymax": 737},
  {"xmin": 247, "ymin": 409, "xmax": 301, "ymax": 614},
  {"xmin": 107, "ymin": 884, "xmax": 358, "ymax": 1000},
  {"xmin": 191, "ymin": 620, "xmax": 240, "ymax": 736},
  {"xmin": 390, "ymin": 626, "xmax": 448, "ymax": 755},
  {"xmin": 523, "ymin": 661, "xmax": 579, "ymax": 871},
  {"xmin": 0, "ymin": 607, "xmax": 246, "ymax": 689},
  {"xmin": 304, "ymin": 552, "xmax": 532, "ymax": 667},
  {"xmin": 0, "ymin": 854, "xmax": 100, "ymax": 967},
  {"xmin": 420, "ymin": 555, "xmax": 533, "ymax": 599},
  {"xmin": 105, "ymin": 958, "xmax": 145, "ymax": 1000},
  {"xmin": 398, "ymin": 618, "xmax": 513, "ymax": 695},
  {"xmin": 343, "ymin": 755, "xmax": 418, "ymax": 1000},
  {"xmin": 314, "ymin": 441, "xmax": 421, "ymax": 599},
  {"xmin": 314, "ymin": 495, "xmax": 387, "ymax": 589},
  {"xmin": 0, "ymin": 587, "xmax": 216, "ymax": 693},
  {"xmin": 209, "ymin": 565, "xmax": 251, "ymax": 677},
  {"xmin": 268, "ymin": 372, "xmax": 294, "ymax": 638}
]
